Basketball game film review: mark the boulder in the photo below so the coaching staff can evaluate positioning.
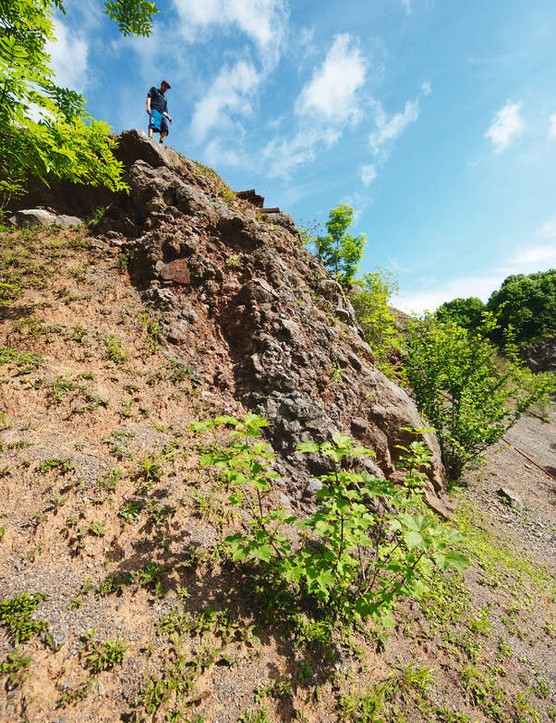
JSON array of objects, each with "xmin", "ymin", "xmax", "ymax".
[{"xmin": 9, "ymin": 209, "xmax": 83, "ymax": 228}]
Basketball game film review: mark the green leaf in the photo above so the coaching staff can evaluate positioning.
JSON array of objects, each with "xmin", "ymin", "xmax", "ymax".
[
  {"xmin": 296, "ymin": 441, "xmax": 320, "ymax": 454},
  {"xmin": 442, "ymin": 550, "xmax": 469, "ymax": 571}
]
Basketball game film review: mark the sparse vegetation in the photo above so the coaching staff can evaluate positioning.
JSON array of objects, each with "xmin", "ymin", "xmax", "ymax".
[
  {"xmin": 82, "ymin": 634, "xmax": 128, "ymax": 673},
  {"xmin": 0, "ymin": 592, "xmax": 48, "ymax": 644},
  {"xmin": 0, "ymin": 649, "xmax": 33, "ymax": 690},
  {"xmin": 0, "ymin": 185, "xmax": 553, "ymax": 722},
  {"xmin": 196, "ymin": 414, "xmax": 468, "ymax": 632}
]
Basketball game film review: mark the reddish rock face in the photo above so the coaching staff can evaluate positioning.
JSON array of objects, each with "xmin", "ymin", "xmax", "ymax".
[
  {"xmin": 160, "ymin": 258, "xmax": 191, "ymax": 284},
  {"xmin": 13, "ymin": 129, "xmax": 450, "ymax": 514}
]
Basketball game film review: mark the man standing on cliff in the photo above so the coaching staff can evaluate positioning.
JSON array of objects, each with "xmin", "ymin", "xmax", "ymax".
[{"xmin": 146, "ymin": 80, "xmax": 173, "ymax": 144}]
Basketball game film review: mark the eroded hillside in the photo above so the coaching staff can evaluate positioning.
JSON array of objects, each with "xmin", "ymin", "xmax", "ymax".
[{"xmin": 0, "ymin": 136, "xmax": 554, "ymax": 722}]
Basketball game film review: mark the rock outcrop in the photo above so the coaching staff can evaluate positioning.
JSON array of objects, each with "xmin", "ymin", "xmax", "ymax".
[{"xmin": 12, "ymin": 130, "xmax": 451, "ymax": 513}]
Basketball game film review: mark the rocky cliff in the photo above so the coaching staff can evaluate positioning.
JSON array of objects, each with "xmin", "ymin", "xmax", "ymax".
[{"xmin": 11, "ymin": 130, "xmax": 449, "ymax": 513}]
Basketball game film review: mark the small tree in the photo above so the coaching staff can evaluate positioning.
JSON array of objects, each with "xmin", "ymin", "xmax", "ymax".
[
  {"xmin": 404, "ymin": 314, "xmax": 555, "ymax": 479},
  {"xmin": 313, "ymin": 203, "xmax": 366, "ymax": 287},
  {"xmin": 0, "ymin": 0, "xmax": 158, "ymax": 208},
  {"xmin": 350, "ymin": 269, "xmax": 402, "ymax": 372}
]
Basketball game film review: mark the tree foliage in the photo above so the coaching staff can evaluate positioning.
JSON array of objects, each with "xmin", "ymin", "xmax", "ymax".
[
  {"xmin": 313, "ymin": 203, "xmax": 366, "ymax": 287},
  {"xmin": 404, "ymin": 314, "xmax": 555, "ymax": 480},
  {"xmin": 350, "ymin": 269, "xmax": 402, "ymax": 372},
  {"xmin": 435, "ymin": 296, "xmax": 486, "ymax": 331},
  {"xmin": 0, "ymin": 0, "xmax": 158, "ymax": 208},
  {"xmin": 486, "ymin": 269, "xmax": 556, "ymax": 346}
]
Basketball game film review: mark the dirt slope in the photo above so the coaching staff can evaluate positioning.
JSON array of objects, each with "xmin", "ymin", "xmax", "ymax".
[{"xmin": 0, "ymin": 179, "xmax": 554, "ymax": 721}]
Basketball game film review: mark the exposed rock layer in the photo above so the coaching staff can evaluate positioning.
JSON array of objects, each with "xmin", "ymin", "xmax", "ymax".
[{"xmin": 13, "ymin": 130, "xmax": 450, "ymax": 513}]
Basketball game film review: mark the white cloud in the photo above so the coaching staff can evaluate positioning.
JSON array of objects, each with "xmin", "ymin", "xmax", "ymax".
[
  {"xmin": 261, "ymin": 34, "xmax": 366, "ymax": 177},
  {"xmin": 295, "ymin": 34, "xmax": 367, "ymax": 125},
  {"xmin": 484, "ymin": 100, "xmax": 524, "ymax": 153},
  {"xmin": 172, "ymin": 0, "xmax": 288, "ymax": 64},
  {"xmin": 46, "ymin": 17, "xmax": 89, "ymax": 92},
  {"xmin": 261, "ymin": 140, "xmax": 314, "ymax": 176},
  {"xmin": 202, "ymin": 138, "xmax": 242, "ymax": 167},
  {"xmin": 190, "ymin": 60, "xmax": 260, "ymax": 143},
  {"xmin": 501, "ymin": 219, "xmax": 556, "ymax": 270},
  {"xmin": 421, "ymin": 80, "xmax": 432, "ymax": 96},
  {"xmin": 361, "ymin": 164, "xmax": 377, "ymax": 186},
  {"xmin": 401, "ymin": 0, "xmax": 412, "ymax": 14},
  {"xmin": 536, "ymin": 219, "xmax": 556, "ymax": 240},
  {"xmin": 369, "ymin": 98, "xmax": 420, "ymax": 157},
  {"xmin": 549, "ymin": 113, "xmax": 556, "ymax": 140},
  {"xmin": 506, "ymin": 244, "xmax": 556, "ymax": 266}
]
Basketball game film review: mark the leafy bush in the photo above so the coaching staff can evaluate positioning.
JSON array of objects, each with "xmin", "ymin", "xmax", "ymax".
[
  {"xmin": 0, "ymin": 592, "xmax": 48, "ymax": 644},
  {"xmin": 83, "ymin": 635, "xmax": 128, "ymax": 673},
  {"xmin": 0, "ymin": 0, "xmax": 157, "ymax": 207},
  {"xmin": 350, "ymin": 269, "xmax": 402, "ymax": 372},
  {"xmin": 194, "ymin": 415, "xmax": 467, "ymax": 631},
  {"xmin": 404, "ymin": 314, "xmax": 555, "ymax": 479}
]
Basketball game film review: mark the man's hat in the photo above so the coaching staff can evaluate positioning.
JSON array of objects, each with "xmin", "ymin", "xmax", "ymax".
[{"xmin": 161, "ymin": 80, "xmax": 171, "ymax": 89}]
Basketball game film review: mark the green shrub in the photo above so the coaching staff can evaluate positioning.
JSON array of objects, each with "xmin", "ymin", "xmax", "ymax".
[
  {"xmin": 350, "ymin": 269, "xmax": 401, "ymax": 372},
  {"xmin": 195, "ymin": 415, "xmax": 468, "ymax": 630},
  {"xmin": 404, "ymin": 314, "xmax": 555, "ymax": 479},
  {"xmin": 309, "ymin": 203, "xmax": 366, "ymax": 287}
]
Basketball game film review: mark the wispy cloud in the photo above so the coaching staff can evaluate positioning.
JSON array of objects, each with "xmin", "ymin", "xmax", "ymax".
[
  {"xmin": 484, "ymin": 100, "xmax": 524, "ymax": 153},
  {"xmin": 549, "ymin": 112, "xmax": 556, "ymax": 140},
  {"xmin": 46, "ymin": 17, "xmax": 89, "ymax": 92},
  {"xmin": 506, "ymin": 244, "xmax": 556, "ymax": 267},
  {"xmin": 503, "ymin": 219, "xmax": 556, "ymax": 269},
  {"xmin": 202, "ymin": 138, "xmax": 242, "ymax": 167},
  {"xmin": 262, "ymin": 33, "xmax": 367, "ymax": 176},
  {"xmin": 361, "ymin": 163, "xmax": 377, "ymax": 187},
  {"xmin": 190, "ymin": 60, "xmax": 260, "ymax": 143},
  {"xmin": 400, "ymin": 0, "xmax": 412, "ymax": 14},
  {"xmin": 172, "ymin": 0, "xmax": 288, "ymax": 65},
  {"xmin": 369, "ymin": 98, "xmax": 420, "ymax": 158},
  {"xmin": 295, "ymin": 33, "xmax": 367, "ymax": 124},
  {"xmin": 393, "ymin": 273, "xmax": 503, "ymax": 314}
]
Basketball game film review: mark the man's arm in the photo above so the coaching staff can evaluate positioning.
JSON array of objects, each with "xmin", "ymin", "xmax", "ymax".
[{"xmin": 146, "ymin": 95, "xmax": 151, "ymax": 114}]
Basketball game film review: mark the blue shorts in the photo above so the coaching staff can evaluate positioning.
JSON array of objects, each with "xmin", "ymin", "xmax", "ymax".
[{"xmin": 148, "ymin": 109, "xmax": 168, "ymax": 135}]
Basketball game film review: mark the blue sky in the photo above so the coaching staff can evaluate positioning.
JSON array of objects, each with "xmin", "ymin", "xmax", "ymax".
[{"xmin": 48, "ymin": 0, "xmax": 556, "ymax": 311}]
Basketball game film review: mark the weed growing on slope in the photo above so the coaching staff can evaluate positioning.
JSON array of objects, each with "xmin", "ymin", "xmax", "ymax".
[
  {"xmin": 36, "ymin": 457, "xmax": 74, "ymax": 475},
  {"xmin": 118, "ymin": 498, "xmax": 146, "ymax": 522},
  {"xmin": 0, "ymin": 346, "xmax": 44, "ymax": 374},
  {"xmin": 103, "ymin": 335, "xmax": 129, "ymax": 364},
  {"xmin": 56, "ymin": 679, "xmax": 93, "ymax": 708},
  {"xmin": 0, "ymin": 649, "xmax": 33, "ymax": 690},
  {"xmin": 82, "ymin": 632, "xmax": 128, "ymax": 673},
  {"xmin": 137, "ymin": 310, "xmax": 162, "ymax": 355},
  {"xmin": 194, "ymin": 414, "xmax": 468, "ymax": 633},
  {"xmin": 0, "ymin": 592, "xmax": 48, "ymax": 644}
]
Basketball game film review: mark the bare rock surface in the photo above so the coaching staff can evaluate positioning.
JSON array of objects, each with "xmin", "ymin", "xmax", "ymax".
[
  {"xmin": 11, "ymin": 130, "xmax": 449, "ymax": 507},
  {"xmin": 9, "ymin": 208, "xmax": 83, "ymax": 228},
  {"xmin": 110, "ymin": 132, "xmax": 449, "ymax": 508}
]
